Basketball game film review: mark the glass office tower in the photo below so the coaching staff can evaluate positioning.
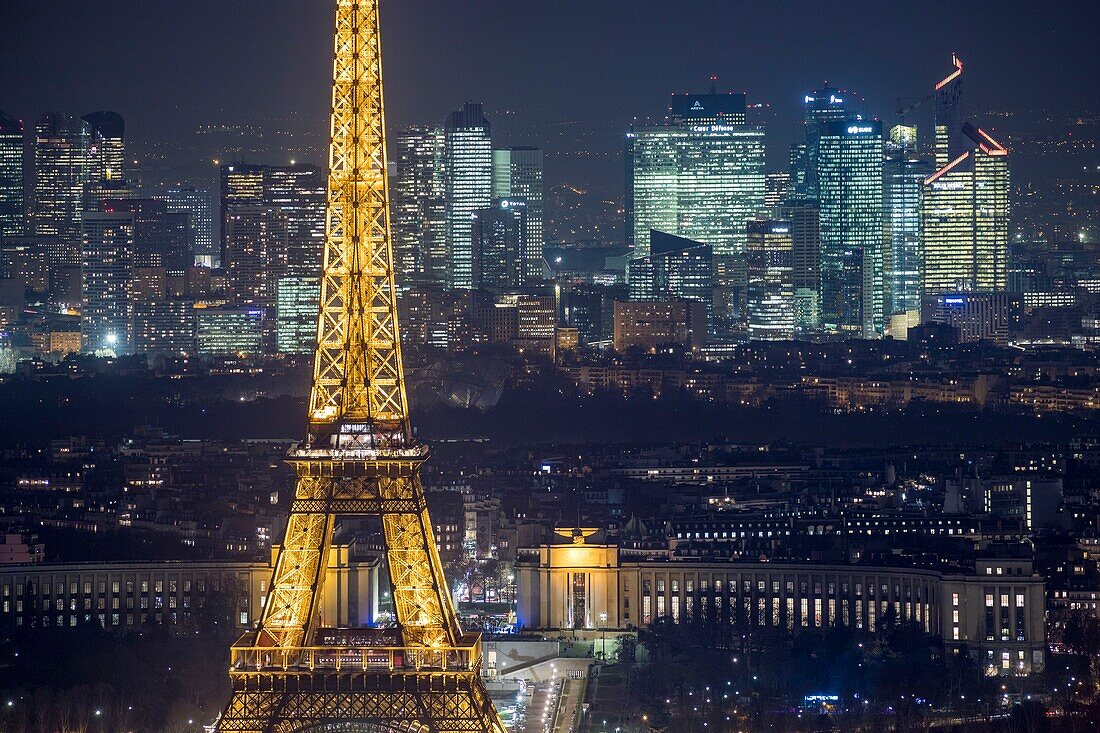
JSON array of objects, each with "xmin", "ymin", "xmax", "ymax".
[
  {"xmin": 884, "ymin": 125, "xmax": 933, "ymax": 320},
  {"xmin": 392, "ymin": 125, "xmax": 446, "ymax": 282},
  {"xmin": 627, "ymin": 90, "xmax": 764, "ymax": 258},
  {"xmin": 745, "ymin": 219, "xmax": 795, "ymax": 341},
  {"xmin": 0, "ymin": 111, "xmax": 23, "ymax": 238},
  {"xmin": 492, "ymin": 146, "xmax": 544, "ymax": 284},
  {"xmin": 817, "ymin": 119, "xmax": 884, "ymax": 338},
  {"xmin": 444, "ymin": 103, "xmax": 492, "ymax": 290}
]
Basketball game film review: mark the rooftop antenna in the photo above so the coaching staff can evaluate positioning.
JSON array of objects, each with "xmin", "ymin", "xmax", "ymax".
[{"xmin": 710, "ymin": 74, "xmax": 718, "ymax": 95}]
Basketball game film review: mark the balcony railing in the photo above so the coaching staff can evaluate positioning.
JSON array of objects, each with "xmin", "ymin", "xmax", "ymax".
[{"xmin": 229, "ymin": 634, "xmax": 482, "ymax": 675}]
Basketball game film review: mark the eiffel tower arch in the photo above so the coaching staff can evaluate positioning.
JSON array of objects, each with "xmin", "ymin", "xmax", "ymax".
[{"xmin": 213, "ymin": 1, "xmax": 504, "ymax": 731}]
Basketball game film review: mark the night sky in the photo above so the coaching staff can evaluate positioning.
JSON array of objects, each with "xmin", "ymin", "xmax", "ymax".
[{"xmin": 3, "ymin": 0, "xmax": 1099, "ymax": 188}]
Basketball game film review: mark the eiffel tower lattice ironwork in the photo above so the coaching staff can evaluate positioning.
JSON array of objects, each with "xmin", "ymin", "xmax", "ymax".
[{"xmin": 213, "ymin": 2, "xmax": 504, "ymax": 731}]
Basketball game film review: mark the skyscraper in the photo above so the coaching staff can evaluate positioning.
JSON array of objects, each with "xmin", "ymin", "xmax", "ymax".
[
  {"xmin": 745, "ymin": 219, "xmax": 795, "ymax": 341},
  {"xmin": 492, "ymin": 147, "xmax": 544, "ymax": 283},
  {"xmin": 0, "ymin": 111, "xmax": 23, "ymax": 239},
  {"xmin": 817, "ymin": 119, "xmax": 884, "ymax": 337},
  {"xmin": 33, "ymin": 112, "xmax": 91, "ymax": 246},
  {"xmin": 266, "ymin": 164, "xmax": 326, "ymax": 276},
  {"xmin": 923, "ymin": 124, "xmax": 1010, "ymax": 296},
  {"xmin": 224, "ymin": 206, "xmax": 288, "ymax": 308},
  {"xmin": 669, "ymin": 80, "xmax": 747, "ymax": 124},
  {"xmin": 627, "ymin": 88, "xmax": 764, "ymax": 257},
  {"xmin": 392, "ymin": 125, "xmax": 446, "ymax": 282},
  {"xmin": 160, "ymin": 187, "xmax": 217, "ymax": 266},
  {"xmin": 444, "ymin": 103, "xmax": 492, "ymax": 290},
  {"xmin": 219, "ymin": 163, "xmax": 325, "ymax": 277},
  {"xmin": 80, "ymin": 211, "xmax": 134, "ymax": 354},
  {"xmin": 103, "ymin": 198, "xmax": 192, "ymax": 271},
  {"xmin": 934, "ymin": 54, "xmax": 965, "ymax": 167},
  {"xmin": 133, "ymin": 300, "xmax": 196, "ymax": 357},
  {"xmin": 799, "ymin": 86, "xmax": 859, "ymax": 198},
  {"xmin": 764, "ymin": 172, "xmax": 791, "ymax": 211},
  {"xmin": 82, "ymin": 111, "xmax": 125, "ymax": 184},
  {"xmin": 775, "ymin": 198, "xmax": 821, "ymax": 294},
  {"xmin": 923, "ymin": 55, "xmax": 1010, "ymax": 299},
  {"xmin": 471, "ymin": 199, "xmax": 526, "ymax": 290},
  {"xmin": 883, "ymin": 125, "xmax": 932, "ymax": 320}
]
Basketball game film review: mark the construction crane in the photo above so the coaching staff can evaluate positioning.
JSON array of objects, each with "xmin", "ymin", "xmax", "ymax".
[{"xmin": 895, "ymin": 91, "xmax": 934, "ymax": 126}]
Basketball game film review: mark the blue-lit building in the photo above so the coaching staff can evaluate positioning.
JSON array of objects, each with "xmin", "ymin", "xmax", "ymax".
[
  {"xmin": 0, "ymin": 111, "xmax": 24, "ymax": 239},
  {"xmin": 276, "ymin": 276, "xmax": 320, "ymax": 354},
  {"xmin": 816, "ymin": 118, "xmax": 884, "ymax": 338},
  {"xmin": 796, "ymin": 86, "xmax": 859, "ymax": 198},
  {"xmin": 884, "ymin": 125, "xmax": 933, "ymax": 323}
]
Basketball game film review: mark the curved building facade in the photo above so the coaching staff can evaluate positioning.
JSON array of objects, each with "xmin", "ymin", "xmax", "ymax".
[{"xmin": 517, "ymin": 538, "xmax": 1045, "ymax": 676}]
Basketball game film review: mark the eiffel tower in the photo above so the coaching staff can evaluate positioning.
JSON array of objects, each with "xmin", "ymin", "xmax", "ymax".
[{"xmin": 213, "ymin": 2, "xmax": 504, "ymax": 731}]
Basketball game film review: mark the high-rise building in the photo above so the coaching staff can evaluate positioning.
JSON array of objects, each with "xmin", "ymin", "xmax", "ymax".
[
  {"xmin": 934, "ymin": 54, "xmax": 965, "ymax": 167},
  {"xmin": 224, "ymin": 206, "xmax": 288, "ymax": 308},
  {"xmin": 160, "ymin": 187, "xmax": 217, "ymax": 266},
  {"xmin": 764, "ymin": 172, "xmax": 791, "ymax": 211},
  {"xmin": 799, "ymin": 86, "xmax": 859, "ymax": 198},
  {"xmin": 669, "ymin": 81, "xmax": 747, "ymax": 124},
  {"xmin": 219, "ymin": 163, "xmax": 325, "ymax": 277},
  {"xmin": 557, "ymin": 282, "xmax": 626, "ymax": 345},
  {"xmin": 817, "ymin": 118, "xmax": 884, "ymax": 337},
  {"xmin": 627, "ymin": 230, "xmax": 713, "ymax": 328},
  {"xmin": 33, "ymin": 113, "xmax": 91, "ymax": 245},
  {"xmin": 775, "ymin": 199, "xmax": 820, "ymax": 288},
  {"xmin": 392, "ymin": 126, "xmax": 446, "ymax": 281},
  {"xmin": 923, "ymin": 125, "xmax": 1010, "ymax": 297},
  {"xmin": 444, "ymin": 103, "xmax": 492, "ymax": 290},
  {"xmin": 923, "ymin": 57, "xmax": 1010, "ymax": 300},
  {"xmin": 883, "ymin": 125, "xmax": 933, "ymax": 321},
  {"xmin": 0, "ymin": 111, "xmax": 24, "ymax": 239},
  {"xmin": 80, "ymin": 211, "xmax": 134, "ymax": 354},
  {"xmin": 492, "ymin": 147, "xmax": 544, "ymax": 283},
  {"xmin": 745, "ymin": 220, "xmax": 795, "ymax": 341},
  {"xmin": 471, "ymin": 199, "xmax": 526, "ymax": 290},
  {"xmin": 276, "ymin": 276, "xmax": 321, "ymax": 354},
  {"xmin": 265, "ymin": 165, "xmax": 326, "ymax": 276},
  {"xmin": 472, "ymin": 292, "xmax": 557, "ymax": 357},
  {"xmin": 923, "ymin": 292, "xmax": 1019, "ymax": 344},
  {"xmin": 102, "ymin": 198, "xmax": 193, "ymax": 271},
  {"xmin": 82, "ymin": 111, "xmax": 125, "ymax": 184},
  {"xmin": 788, "ymin": 143, "xmax": 808, "ymax": 197},
  {"xmin": 627, "ymin": 88, "xmax": 764, "ymax": 257}
]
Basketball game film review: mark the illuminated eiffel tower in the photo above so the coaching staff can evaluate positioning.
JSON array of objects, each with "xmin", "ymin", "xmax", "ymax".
[{"xmin": 213, "ymin": 2, "xmax": 504, "ymax": 731}]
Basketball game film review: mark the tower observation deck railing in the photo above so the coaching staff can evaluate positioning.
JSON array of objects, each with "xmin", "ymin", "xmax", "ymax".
[{"xmin": 229, "ymin": 632, "xmax": 483, "ymax": 675}]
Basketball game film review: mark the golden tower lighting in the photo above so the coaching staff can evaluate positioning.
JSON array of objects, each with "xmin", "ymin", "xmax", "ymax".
[{"xmin": 213, "ymin": 1, "xmax": 504, "ymax": 730}]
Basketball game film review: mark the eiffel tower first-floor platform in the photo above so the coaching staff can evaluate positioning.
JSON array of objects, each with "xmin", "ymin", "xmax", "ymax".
[
  {"xmin": 217, "ymin": 666, "xmax": 503, "ymax": 733},
  {"xmin": 213, "ymin": 631, "xmax": 506, "ymax": 733}
]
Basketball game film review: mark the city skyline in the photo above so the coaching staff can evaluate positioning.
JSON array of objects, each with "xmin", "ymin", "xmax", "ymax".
[
  {"xmin": 3, "ymin": 1, "xmax": 1098, "ymax": 192},
  {"xmin": 1, "ymin": 2, "xmax": 1100, "ymax": 731}
]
